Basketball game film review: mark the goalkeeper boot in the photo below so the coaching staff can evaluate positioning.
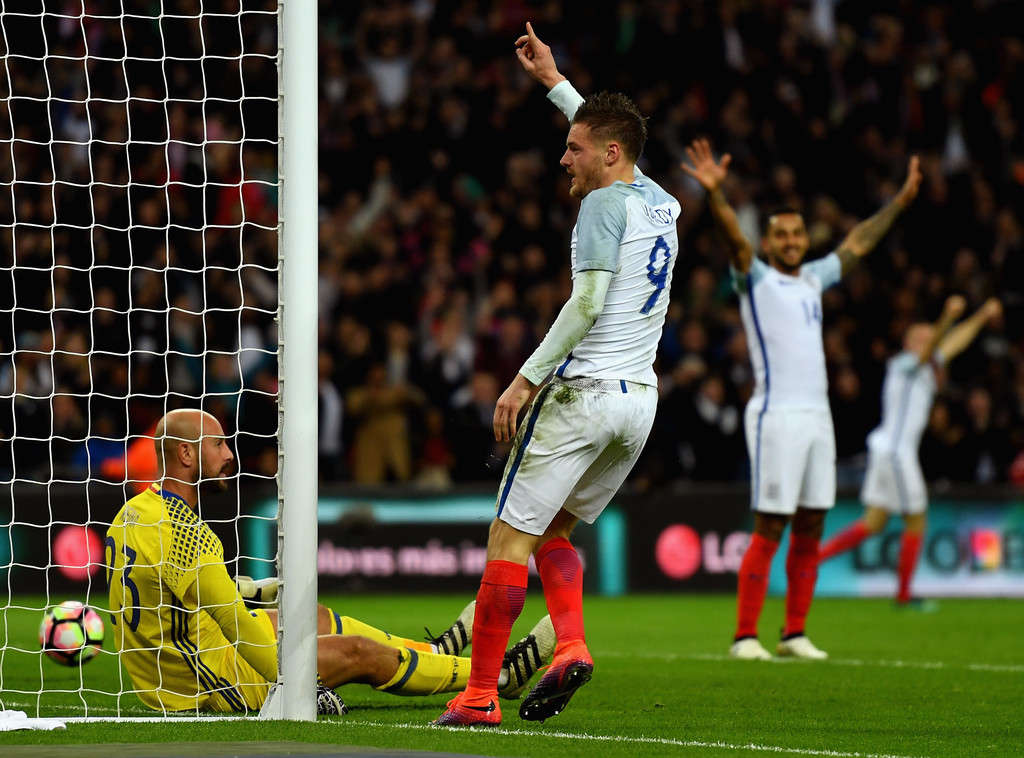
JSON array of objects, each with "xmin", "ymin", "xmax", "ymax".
[
  {"xmin": 518, "ymin": 640, "xmax": 592, "ymax": 722},
  {"xmin": 427, "ymin": 600, "xmax": 475, "ymax": 656},
  {"xmin": 431, "ymin": 691, "xmax": 501, "ymax": 728},
  {"xmin": 499, "ymin": 615, "xmax": 556, "ymax": 700},
  {"xmin": 316, "ymin": 684, "xmax": 348, "ymax": 716}
]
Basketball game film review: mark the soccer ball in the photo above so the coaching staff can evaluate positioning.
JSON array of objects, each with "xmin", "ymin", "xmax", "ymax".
[{"xmin": 39, "ymin": 600, "xmax": 105, "ymax": 666}]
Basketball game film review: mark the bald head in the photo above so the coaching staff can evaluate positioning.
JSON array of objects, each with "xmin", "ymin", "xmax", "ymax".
[
  {"xmin": 154, "ymin": 409, "xmax": 223, "ymax": 469},
  {"xmin": 152, "ymin": 409, "xmax": 237, "ymax": 505}
]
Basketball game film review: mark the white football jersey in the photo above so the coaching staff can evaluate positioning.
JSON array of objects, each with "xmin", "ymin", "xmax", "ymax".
[
  {"xmin": 552, "ymin": 182, "xmax": 680, "ymax": 386},
  {"xmin": 545, "ymin": 82, "xmax": 680, "ymax": 387},
  {"xmin": 733, "ymin": 254, "xmax": 841, "ymax": 412},
  {"xmin": 866, "ymin": 350, "xmax": 942, "ymax": 455}
]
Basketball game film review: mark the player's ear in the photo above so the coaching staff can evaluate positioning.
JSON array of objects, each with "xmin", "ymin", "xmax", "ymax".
[
  {"xmin": 605, "ymin": 141, "xmax": 619, "ymax": 166},
  {"xmin": 178, "ymin": 441, "xmax": 193, "ymax": 466}
]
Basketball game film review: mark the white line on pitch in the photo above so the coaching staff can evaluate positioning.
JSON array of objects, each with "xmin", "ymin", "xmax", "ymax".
[
  {"xmin": 341, "ymin": 719, "xmax": 931, "ymax": 758},
  {"xmin": 0, "ymin": 704, "xmax": 937, "ymax": 757},
  {"xmin": 600, "ymin": 650, "xmax": 1024, "ymax": 673}
]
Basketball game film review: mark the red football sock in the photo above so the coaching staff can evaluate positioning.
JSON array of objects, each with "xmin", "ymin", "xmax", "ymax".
[
  {"xmin": 735, "ymin": 533, "xmax": 779, "ymax": 639},
  {"xmin": 897, "ymin": 531, "xmax": 923, "ymax": 603},
  {"xmin": 784, "ymin": 533, "xmax": 820, "ymax": 637},
  {"xmin": 818, "ymin": 521, "xmax": 871, "ymax": 562},
  {"xmin": 463, "ymin": 560, "xmax": 528, "ymax": 702},
  {"xmin": 536, "ymin": 537, "xmax": 585, "ymax": 648}
]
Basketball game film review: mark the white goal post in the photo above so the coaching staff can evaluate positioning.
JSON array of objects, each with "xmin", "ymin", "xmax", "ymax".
[
  {"xmin": 265, "ymin": 0, "xmax": 318, "ymax": 722},
  {"xmin": 0, "ymin": 1, "xmax": 318, "ymax": 721}
]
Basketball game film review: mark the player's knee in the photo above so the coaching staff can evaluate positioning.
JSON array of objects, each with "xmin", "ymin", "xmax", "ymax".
[
  {"xmin": 863, "ymin": 507, "xmax": 889, "ymax": 533},
  {"xmin": 903, "ymin": 513, "xmax": 926, "ymax": 532},
  {"xmin": 791, "ymin": 507, "xmax": 826, "ymax": 535},
  {"xmin": 754, "ymin": 513, "xmax": 787, "ymax": 542},
  {"xmin": 324, "ymin": 634, "xmax": 376, "ymax": 672}
]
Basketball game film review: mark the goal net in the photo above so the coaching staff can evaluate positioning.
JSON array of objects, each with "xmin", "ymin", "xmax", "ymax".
[{"xmin": 0, "ymin": 1, "xmax": 291, "ymax": 719}]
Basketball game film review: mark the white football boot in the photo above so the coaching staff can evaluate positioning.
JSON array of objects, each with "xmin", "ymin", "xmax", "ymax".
[
  {"xmin": 729, "ymin": 637, "xmax": 773, "ymax": 660},
  {"xmin": 776, "ymin": 634, "xmax": 828, "ymax": 659}
]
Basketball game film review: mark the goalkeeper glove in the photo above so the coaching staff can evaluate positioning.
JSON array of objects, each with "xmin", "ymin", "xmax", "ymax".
[{"xmin": 236, "ymin": 575, "xmax": 280, "ymax": 608}]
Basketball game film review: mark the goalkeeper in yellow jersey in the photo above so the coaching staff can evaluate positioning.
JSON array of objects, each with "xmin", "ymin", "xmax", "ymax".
[{"xmin": 105, "ymin": 408, "xmax": 554, "ymax": 714}]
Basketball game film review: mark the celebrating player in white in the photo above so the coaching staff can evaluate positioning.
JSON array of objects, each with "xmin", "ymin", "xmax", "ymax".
[
  {"xmin": 434, "ymin": 23, "xmax": 680, "ymax": 727},
  {"xmin": 820, "ymin": 295, "xmax": 1002, "ymax": 605},
  {"xmin": 682, "ymin": 138, "xmax": 922, "ymax": 660}
]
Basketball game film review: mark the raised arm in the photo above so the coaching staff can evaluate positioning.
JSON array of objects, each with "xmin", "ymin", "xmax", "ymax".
[
  {"xmin": 914, "ymin": 295, "xmax": 966, "ymax": 364},
  {"xmin": 937, "ymin": 297, "xmax": 1002, "ymax": 363},
  {"xmin": 515, "ymin": 23, "xmax": 580, "ymax": 123},
  {"xmin": 682, "ymin": 139, "xmax": 754, "ymax": 273},
  {"xmin": 836, "ymin": 156, "xmax": 922, "ymax": 275},
  {"xmin": 516, "ymin": 23, "xmax": 646, "ymax": 181},
  {"xmin": 514, "ymin": 21, "xmax": 566, "ymax": 90}
]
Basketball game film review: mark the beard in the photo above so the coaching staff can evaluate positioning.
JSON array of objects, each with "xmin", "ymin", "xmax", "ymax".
[
  {"xmin": 567, "ymin": 162, "xmax": 600, "ymax": 199},
  {"xmin": 771, "ymin": 248, "xmax": 804, "ymax": 273},
  {"xmin": 201, "ymin": 477, "xmax": 230, "ymax": 493},
  {"xmin": 199, "ymin": 463, "xmax": 233, "ymax": 493}
]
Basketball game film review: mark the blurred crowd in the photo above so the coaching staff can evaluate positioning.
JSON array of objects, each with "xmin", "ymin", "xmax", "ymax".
[{"xmin": 2, "ymin": 0, "xmax": 1024, "ymax": 493}]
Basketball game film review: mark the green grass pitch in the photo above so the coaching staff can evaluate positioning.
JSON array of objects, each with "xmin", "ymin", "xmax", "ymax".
[{"xmin": 1, "ymin": 593, "xmax": 1020, "ymax": 757}]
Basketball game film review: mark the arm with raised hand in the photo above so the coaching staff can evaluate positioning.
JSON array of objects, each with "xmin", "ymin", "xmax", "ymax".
[
  {"xmin": 937, "ymin": 297, "xmax": 1002, "ymax": 363},
  {"xmin": 914, "ymin": 295, "xmax": 966, "ymax": 364},
  {"xmin": 836, "ymin": 156, "xmax": 922, "ymax": 276},
  {"xmin": 516, "ymin": 22, "xmax": 646, "ymax": 181},
  {"xmin": 515, "ymin": 22, "xmax": 582, "ymax": 124},
  {"xmin": 681, "ymin": 139, "xmax": 754, "ymax": 273},
  {"xmin": 515, "ymin": 21, "xmax": 566, "ymax": 91}
]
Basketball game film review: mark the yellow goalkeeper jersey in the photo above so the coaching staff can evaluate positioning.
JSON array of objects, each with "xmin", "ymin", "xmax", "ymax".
[{"xmin": 105, "ymin": 484, "xmax": 278, "ymax": 711}]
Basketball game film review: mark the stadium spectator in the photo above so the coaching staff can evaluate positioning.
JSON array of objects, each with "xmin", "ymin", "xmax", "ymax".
[
  {"xmin": 414, "ymin": 405, "xmax": 456, "ymax": 489},
  {"xmin": 447, "ymin": 370, "xmax": 504, "ymax": 483},
  {"xmin": 1, "ymin": 2, "xmax": 1022, "ymax": 490},
  {"xmin": 318, "ymin": 351, "xmax": 346, "ymax": 482},
  {"xmin": 345, "ymin": 361, "xmax": 424, "ymax": 484}
]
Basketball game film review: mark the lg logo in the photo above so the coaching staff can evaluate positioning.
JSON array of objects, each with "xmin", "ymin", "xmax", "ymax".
[{"xmin": 655, "ymin": 525, "xmax": 750, "ymax": 580}]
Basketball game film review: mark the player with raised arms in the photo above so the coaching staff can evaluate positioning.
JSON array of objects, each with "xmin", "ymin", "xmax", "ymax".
[
  {"xmin": 819, "ymin": 295, "xmax": 1003, "ymax": 605},
  {"xmin": 682, "ymin": 138, "xmax": 922, "ymax": 660}
]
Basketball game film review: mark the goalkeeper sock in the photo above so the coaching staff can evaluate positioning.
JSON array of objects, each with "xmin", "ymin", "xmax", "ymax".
[
  {"xmin": 536, "ymin": 536, "xmax": 585, "ymax": 646},
  {"xmin": 784, "ymin": 533, "xmax": 820, "ymax": 637},
  {"xmin": 334, "ymin": 613, "xmax": 432, "ymax": 653},
  {"xmin": 735, "ymin": 533, "xmax": 778, "ymax": 639},
  {"xmin": 375, "ymin": 647, "xmax": 470, "ymax": 696}
]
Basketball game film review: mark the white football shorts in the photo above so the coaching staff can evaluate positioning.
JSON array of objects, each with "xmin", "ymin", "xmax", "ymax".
[
  {"xmin": 496, "ymin": 377, "xmax": 658, "ymax": 536},
  {"xmin": 860, "ymin": 448, "xmax": 927, "ymax": 514},
  {"xmin": 744, "ymin": 405, "xmax": 836, "ymax": 515}
]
